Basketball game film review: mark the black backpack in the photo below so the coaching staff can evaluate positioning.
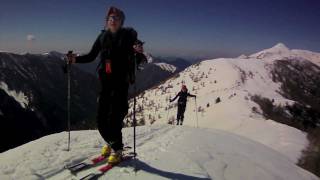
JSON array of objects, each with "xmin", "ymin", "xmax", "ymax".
[{"xmin": 96, "ymin": 28, "xmax": 138, "ymax": 83}]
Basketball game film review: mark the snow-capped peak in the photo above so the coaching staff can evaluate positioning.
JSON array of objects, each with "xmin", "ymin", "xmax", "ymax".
[
  {"xmin": 247, "ymin": 43, "xmax": 320, "ymax": 66},
  {"xmin": 250, "ymin": 43, "xmax": 291, "ymax": 59},
  {"xmin": 237, "ymin": 54, "xmax": 249, "ymax": 59},
  {"xmin": 43, "ymin": 51, "xmax": 65, "ymax": 60},
  {"xmin": 272, "ymin": 43, "xmax": 290, "ymax": 51}
]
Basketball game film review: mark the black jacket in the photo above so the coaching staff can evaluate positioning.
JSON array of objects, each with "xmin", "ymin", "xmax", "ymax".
[
  {"xmin": 171, "ymin": 90, "xmax": 196, "ymax": 105},
  {"xmin": 76, "ymin": 27, "xmax": 146, "ymax": 83}
]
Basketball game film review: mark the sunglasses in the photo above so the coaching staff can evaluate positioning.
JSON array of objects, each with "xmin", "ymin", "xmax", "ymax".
[
  {"xmin": 106, "ymin": 16, "xmax": 121, "ymax": 22},
  {"xmin": 135, "ymin": 43, "xmax": 143, "ymax": 47}
]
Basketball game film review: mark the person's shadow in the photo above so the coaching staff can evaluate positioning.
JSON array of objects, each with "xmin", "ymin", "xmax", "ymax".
[{"xmin": 110, "ymin": 158, "xmax": 212, "ymax": 180}]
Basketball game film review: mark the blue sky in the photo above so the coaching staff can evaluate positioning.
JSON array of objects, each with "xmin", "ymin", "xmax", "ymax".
[{"xmin": 0, "ymin": 0, "xmax": 319, "ymax": 58}]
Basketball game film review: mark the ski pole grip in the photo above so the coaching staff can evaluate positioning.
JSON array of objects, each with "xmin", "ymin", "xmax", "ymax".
[
  {"xmin": 67, "ymin": 50, "xmax": 73, "ymax": 56},
  {"xmin": 66, "ymin": 51, "xmax": 73, "ymax": 60},
  {"xmin": 66, "ymin": 50, "xmax": 74, "ymax": 66},
  {"xmin": 62, "ymin": 50, "xmax": 73, "ymax": 73}
]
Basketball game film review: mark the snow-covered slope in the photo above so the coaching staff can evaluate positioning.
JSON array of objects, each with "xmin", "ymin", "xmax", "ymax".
[
  {"xmin": 291, "ymin": 49, "xmax": 320, "ymax": 66},
  {"xmin": 154, "ymin": 62, "xmax": 177, "ymax": 73},
  {"xmin": 127, "ymin": 43, "xmax": 320, "ymax": 163},
  {"xmin": 0, "ymin": 125, "xmax": 318, "ymax": 180},
  {"xmin": 0, "ymin": 81, "xmax": 29, "ymax": 108},
  {"xmin": 250, "ymin": 43, "xmax": 291, "ymax": 60},
  {"xmin": 43, "ymin": 51, "xmax": 65, "ymax": 60}
]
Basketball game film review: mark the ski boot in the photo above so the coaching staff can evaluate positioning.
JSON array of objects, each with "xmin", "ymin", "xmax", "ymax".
[
  {"xmin": 176, "ymin": 120, "xmax": 179, "ymax": 125},
  {"xmin": 108, "ymin": 150, "xmax": 123, "ymax": 165},
  {"xmin": 101, "ymin": 144, "xmax": 112, "ymax": 157},
  {"xmin": 180, "ymin": 121, "xmax": 183, "ymax": 125}
]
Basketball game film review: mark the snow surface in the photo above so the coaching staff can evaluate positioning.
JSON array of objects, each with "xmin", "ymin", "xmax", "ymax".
[
  {"xmin": 127, "ymin": 43, "xmax": 319, "ymax": 163},
  {"xmin": 154, "ymin": 62, "xmax": 177, "ymax": 73},
  {"xmin": 291, "ymin": 49, "xmax": 320, "ymax": 67},
  {"xmin": 0, "ymin": 81, "xmax": 29, "ymax": 108},
  {"xmin": 0, "ymin": 125, "xmax": 318, "ymax": 180},
  {"xmin": 43, "ymin": 51, "xmax": 65, "ymax": 60}
]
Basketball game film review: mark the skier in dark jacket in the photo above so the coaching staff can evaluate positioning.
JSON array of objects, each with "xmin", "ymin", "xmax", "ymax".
[
  {"xmin": 67, "ymin": 6, "xmax": 147, "ymax": 164},
  {"xmin": 170, "ymin": 85, "xmax": 196, "ymax": 125}
]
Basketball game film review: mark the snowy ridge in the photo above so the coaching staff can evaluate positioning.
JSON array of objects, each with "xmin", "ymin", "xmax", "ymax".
[
  {"xmin": 291, "ymin": 49, "xmax": 320, "ymax": 66},
  {"xmin": 154, "ymin": 62, "xmax": 177, "ymax": 73},
  {"xmin": 0, "ymin": 125, "xmax": 318, "ymax": 180},
  {"xmin": 0, "ymin": 81, "xmax": 29, "ymax": 108},
  {"xmin": 250, "ymin": 43, "xmax": 320, "ymax": 66},
  {"xmin": 43, "ymin": 51, "xmax": 65, "ymax": 60},
  {"xmin": 250, "ymin": 43, "xmax": 291, "ymax": 60},
  {"xmin": 127, "ymin": 43, "xmax": 320, "ymax": 163}
]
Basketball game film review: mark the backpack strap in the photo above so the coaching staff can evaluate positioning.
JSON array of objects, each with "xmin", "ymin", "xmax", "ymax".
[{"xmin": 95, "ymin": 30, "xmax": 108, "ymax": 73}]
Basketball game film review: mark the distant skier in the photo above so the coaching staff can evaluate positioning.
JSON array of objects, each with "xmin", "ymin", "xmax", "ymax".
[
  {"xmin": 67, "ymin": 6, "xmax": 146, "ymax": 164},
  {"xmin": 170, "ymin": 85, "xmax": 196, "ymax": 125}
]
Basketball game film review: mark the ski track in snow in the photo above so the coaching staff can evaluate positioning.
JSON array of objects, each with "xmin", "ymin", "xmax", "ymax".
[{"xmin": 0, "ymin": 125, "xmax": 318, "ymax": 180}]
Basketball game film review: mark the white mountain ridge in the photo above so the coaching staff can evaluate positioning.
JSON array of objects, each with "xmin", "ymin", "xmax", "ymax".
[
  {"xmin": 154, "ymin": 62, "xmax": 177, "ymax": 73},
  {"xmin": 127, "ymin": 43, "xmax": 320, "ymax": 163},
  {"xmin": 250, "ymin": 43, "xmax": 320, "ymax": 66}
]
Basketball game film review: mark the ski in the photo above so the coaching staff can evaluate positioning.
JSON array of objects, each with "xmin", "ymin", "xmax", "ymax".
[
  {"xmin": 65, "ymin": 146, "xmax": 132, "ymax": 174},
  {"xmin": 79, "ymin": 155, "xmax": 134, "ymax": 180},
  {"xmin": 65, "ymin": 155, "xmax": 107, "ymax": 174}
]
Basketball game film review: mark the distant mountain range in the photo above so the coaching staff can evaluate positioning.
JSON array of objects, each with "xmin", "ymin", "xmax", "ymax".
[
  {"xmin": 0, "ymin": 51, "xmax": 192, "ymax": 152},
  {"xmin": 0, "ymin": 52, "xmax": 99, "ymax": 152}
]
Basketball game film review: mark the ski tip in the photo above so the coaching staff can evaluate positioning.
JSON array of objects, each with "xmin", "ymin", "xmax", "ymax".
[
  {"xmin": 99, "ymin": 164, "xmax": 113, "ymax": 172},
  {"xmin": 91, "ymin": 156, "xmax": 106, "ymax": 164}
]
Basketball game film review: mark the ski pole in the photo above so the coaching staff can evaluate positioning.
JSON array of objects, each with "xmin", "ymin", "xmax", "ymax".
[
  {"xmin": 195, "ymin": 98, "xmax": 199, "ymax": 128},
  {"xmin": 133, "ymin": 85, "xmax": 136, "ymax": 158},
  {"xmin": 65, "ymin": 50, "xmax": 73, "ymax": 151},
  {"xmin": 166, "ymin": 104, "xmax": 170, "ymax": 124},
  {"xmin": 132, "ymin": 53, "xmax": 138, "ymax": 173}
]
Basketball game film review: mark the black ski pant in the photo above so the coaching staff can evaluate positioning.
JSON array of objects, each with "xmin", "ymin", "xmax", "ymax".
[
  {"xmin": 97, "ymin": 76, "xmax": 129, "ymax": 151},
  {"xmin": 177, "ymin": 102, "xmax": 186, "ymax": 124}
]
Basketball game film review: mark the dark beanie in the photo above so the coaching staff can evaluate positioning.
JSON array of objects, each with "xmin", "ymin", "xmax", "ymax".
[{"xmin": 107, "ymin": 6, "xmax": 125, "ymax": 25}]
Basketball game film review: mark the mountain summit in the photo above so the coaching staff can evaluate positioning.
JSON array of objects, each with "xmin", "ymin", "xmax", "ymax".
[
  {"xmin": 271, "ymin": 42, "xmax": 290, "ymax": 51},
  {"xmin": 250, "ymin": 42, "xmax": 291, "ymax": 59}
]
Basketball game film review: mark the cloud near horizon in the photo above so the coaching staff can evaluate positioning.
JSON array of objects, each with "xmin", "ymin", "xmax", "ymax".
[{"xmin": 26, "ymin": 34, "xmax": 36, "ymax": 41}]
